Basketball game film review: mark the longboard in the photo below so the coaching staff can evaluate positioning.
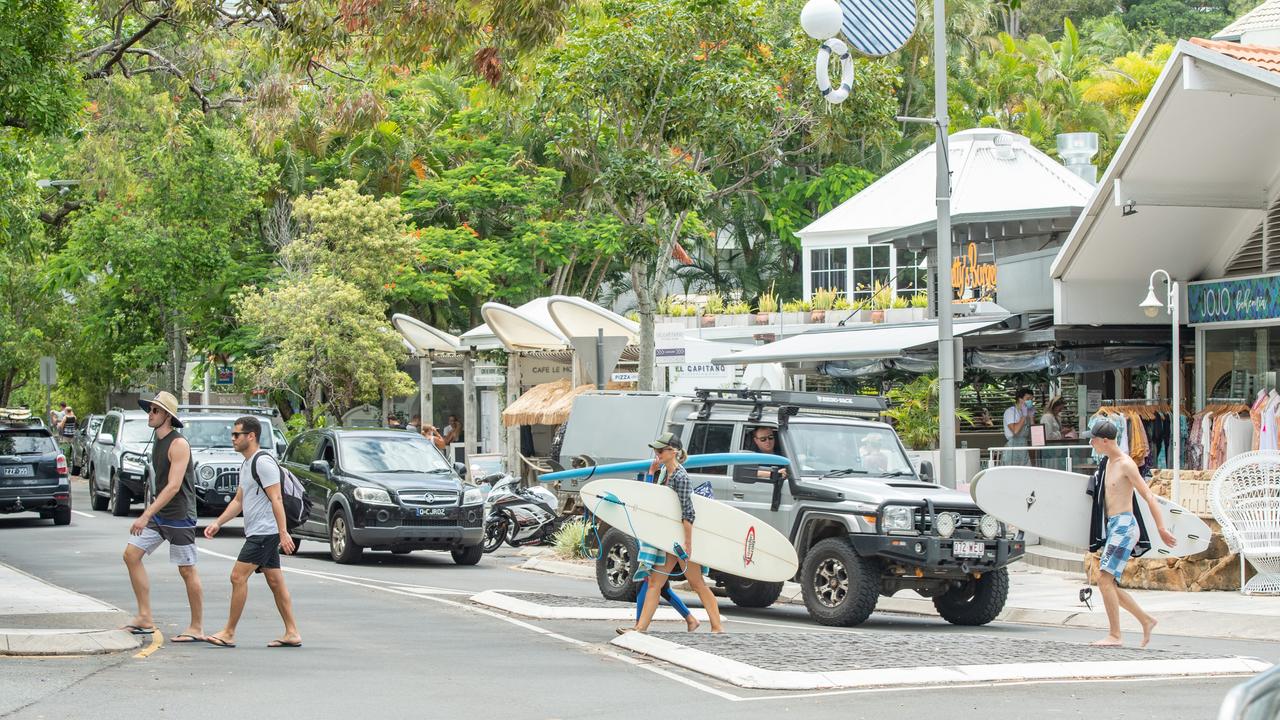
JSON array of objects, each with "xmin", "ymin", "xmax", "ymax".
[
  {"xmin": 969, "ymin": 466, "xmax": 1211, "ymax": 557},
  {"xmin": 581, "ymin": 477, "xmax": 798, "ymax": 582},
  {"xmin": 540, "ymin": 453, "xmax": 790, "ymax": 482}
]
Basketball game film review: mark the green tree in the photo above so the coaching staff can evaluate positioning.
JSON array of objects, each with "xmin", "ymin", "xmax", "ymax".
[{"xmin": 1121, "ymin": 0, "xmax": 1233, "ymax": 39}]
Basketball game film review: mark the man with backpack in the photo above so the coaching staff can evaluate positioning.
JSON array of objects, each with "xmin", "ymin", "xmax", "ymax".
[{"xmin": 203, "ymin": 415, "xmax": 302, "ymax": 648}]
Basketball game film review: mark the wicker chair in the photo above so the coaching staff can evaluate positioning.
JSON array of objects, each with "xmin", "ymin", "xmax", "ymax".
[{"xmin": 1210, "ymin": 450, "xmax": 1280, "ymax": 595}]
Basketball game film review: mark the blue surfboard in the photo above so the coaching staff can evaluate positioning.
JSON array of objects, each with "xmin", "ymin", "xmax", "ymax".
[{"xmin": 539, "ymin": 453, "xmax": 790, "ymax": 482}]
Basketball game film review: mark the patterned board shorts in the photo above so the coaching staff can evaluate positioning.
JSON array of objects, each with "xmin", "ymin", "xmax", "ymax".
[
  {"xmin": 127, "ymin": 517, "xmax": 198, "ymax": 566},
  {"xmin": 1098, "ymin": 512, "xmax": 1139, "ymax": 579}
]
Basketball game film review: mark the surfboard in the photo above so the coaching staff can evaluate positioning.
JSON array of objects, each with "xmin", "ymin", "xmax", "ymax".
[
  {"xmin": 969, "ymin": 466, "xmax": 1211, "ymax": 557},
  {"xmin": 539, "ymin": 453, "xmax": 790, "ymax": 483},
  {"xmin": 581, "ymin": 477, "xmax": 799, "ymax": 582}
]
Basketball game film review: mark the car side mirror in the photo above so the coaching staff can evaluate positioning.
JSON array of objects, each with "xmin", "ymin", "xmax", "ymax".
[
  {"xmin": 97, "ymin": 433, "xmax": 115, "ymax": 446},
  {"xmin": 309, "ymin": 460, "xmax": 331, "ymax": 475},
  {"xmin": 453, "ymin": 461, "xmax": 467, "ymax": 478},
  {"xmin": 919, "ymin": 461, "xmax": 934, "ymax": 483}
]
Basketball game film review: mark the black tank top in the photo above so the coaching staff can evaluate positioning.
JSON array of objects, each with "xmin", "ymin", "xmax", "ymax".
[{"xmin": 151, "ymin": 429, "xmax": 196, "ymax": 521}]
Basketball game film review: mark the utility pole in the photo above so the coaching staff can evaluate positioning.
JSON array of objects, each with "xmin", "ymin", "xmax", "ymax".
[{"xmin": 933, "ymin": 0, "xmax": 957, "ymax": 489}]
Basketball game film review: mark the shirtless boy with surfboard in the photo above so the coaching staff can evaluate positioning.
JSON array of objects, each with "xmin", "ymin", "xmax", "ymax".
[{"xmin": 1088, "ymin": 419, "xmax": 1177, "ymax": 647}]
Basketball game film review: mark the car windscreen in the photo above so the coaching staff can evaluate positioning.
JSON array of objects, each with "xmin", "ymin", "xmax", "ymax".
[
  {"xmin": 786, "ymin": 423, "xmax": 915, "ymax": 476},
  {"xmin": 121, "ymin": 419, "xmax": 155, "ymax": 444},
  {"xmin": 183, "ymin": 419, "xmax": 236, "ymax": 448},
  {"xmin": 340, "ymin": 435, "xmax": 451, "ymax": 474},
  {"xmin": 0, "ymin": 430, "xmax": 58, "ymax": 455}
]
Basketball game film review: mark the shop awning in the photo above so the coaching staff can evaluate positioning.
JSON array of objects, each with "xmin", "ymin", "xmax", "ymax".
[
  {"xmin": 710, "ymin": 317, "xmax": 1009, "ymax": 366},
  {"xmin": 546, "ymin": 295, "xmax": 639, "ymax": 343},
  {"xmin": 391, "ymin": 314, "xmax": 461, "ymax": 355},
  {"xmin": 474, "ymin": 298, "xmax": 568, "ymax": 351},
  {"xmin": 1051, "ymin": 39, "xmax": 1280, "ymax": 325},
  {"xmin": 501, "ymin": 379, "xmax": 593, "ymax": 427}
]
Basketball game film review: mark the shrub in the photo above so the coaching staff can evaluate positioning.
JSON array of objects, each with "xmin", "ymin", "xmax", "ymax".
[
  {"xmin": 757, "ymin": 290, "xmax": 778, "ymax": 314},
  {"xmin": 781, "ymin": 300, "xmax": 805, "ymax": 313},
  {"xmin": 552, "ymin": 518, "xmax": 593, "ymax": 560},
  {"xmin": 811, "ymin": 287, "xmax": 839, "ymax": 311},
  {"xmin": 704, "ymin": 291, "xmax": 724, "ymax": 315},
  {"xmin": 910, "ymin": 293, "xmax": 929, "ymax": 309},
  {"xmin": 725, "ymin": 301, "xmax": 751, "ymax": 314}
]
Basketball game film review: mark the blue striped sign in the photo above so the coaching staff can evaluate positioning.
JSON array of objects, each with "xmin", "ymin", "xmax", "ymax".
[{"xmin": 839, "ymin": 0, "xmax": 918, "ymax": 57}]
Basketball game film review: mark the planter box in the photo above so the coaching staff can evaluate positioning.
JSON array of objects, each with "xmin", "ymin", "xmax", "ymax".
[
  {"xmin": 781, "ymin": 312, "xmax": 806, "ymax": 325},
  {"xmin": 716, "ymin": 313, "xmax": 750, "ymax": 327},
  {"xmin": 883, "ymin": 308, "xmax": 917, "ymax": 323},
  {"xmin": 751, "ymin": 313, "xmax": 775, "ymax": 326},
  {"xmin": 904, "ymin": 448, "xmax": 982, "ymax": 489}
]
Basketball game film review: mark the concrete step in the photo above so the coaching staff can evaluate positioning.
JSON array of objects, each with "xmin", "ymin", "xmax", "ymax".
[
  {"xmin": 1022, "ymin": 543, "xmax": 1087, "ymax": 574},
  {"xmin": 1040, "ymin": 538, "xmax": 1088, "ymax": 554}
]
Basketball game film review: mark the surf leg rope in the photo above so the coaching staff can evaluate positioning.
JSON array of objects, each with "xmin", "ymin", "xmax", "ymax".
[{"xmin": 581, "ymin": 491, "xmax": 689, "ymax": 580}]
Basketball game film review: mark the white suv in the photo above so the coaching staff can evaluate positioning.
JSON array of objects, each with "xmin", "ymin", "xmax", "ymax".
[{"xmin": 87, "ymin": 409, "xmax": 154, "ymax": 515}]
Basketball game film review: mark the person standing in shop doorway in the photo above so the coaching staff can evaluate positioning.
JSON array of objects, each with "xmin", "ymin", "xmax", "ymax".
[{"xmin": 1003, "ymin": 388, "xmax": 1035, "ymax": 465}]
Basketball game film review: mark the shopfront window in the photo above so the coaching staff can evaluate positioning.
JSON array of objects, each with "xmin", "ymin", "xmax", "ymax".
[
  {"xmin": 851, "ymin": 246, "xmax": 892, "ymax": 301},
  {"xmin": 1202, "ymin": 326, "xmax": 1280, "ymax": 401},
  {"xmin": 896, "ymin": 249, "xmax": 927, "ymax": 298},
  {"xmin": 810, "ymin": 248, "xmax": 848, "ymax": 295}
]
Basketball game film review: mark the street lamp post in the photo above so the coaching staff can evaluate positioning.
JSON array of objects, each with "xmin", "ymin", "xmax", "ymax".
[{"xmin": 1139, "ymin": 269, "xmax": 1180, "ymax": 505}]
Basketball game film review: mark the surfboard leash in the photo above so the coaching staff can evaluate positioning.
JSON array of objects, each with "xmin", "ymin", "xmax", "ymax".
[{"xmin": 580, "ymin": 491, "xmax": 690, "ymax": 580}]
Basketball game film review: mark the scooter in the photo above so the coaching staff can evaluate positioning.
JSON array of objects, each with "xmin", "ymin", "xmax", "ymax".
[{"xmin": 481, "ymin": 474, "xmax": 565, "ymax": 553}]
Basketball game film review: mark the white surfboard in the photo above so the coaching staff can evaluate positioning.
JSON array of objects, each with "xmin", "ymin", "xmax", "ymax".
[
  {"xmin": 581, "ymin": 478, "xmax": 799, "ymax": 582},
  {"xmin": 969, "ymin": 466, "xmax": 1211, "ymax": 557}
]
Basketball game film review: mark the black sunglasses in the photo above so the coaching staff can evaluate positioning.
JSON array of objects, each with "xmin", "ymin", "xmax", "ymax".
[
  {"xmin": 755, "ymin": 434, "xmax": 776, "ymax": 441},
  {"xmin": 230, "ymin": 431, "xmax": 249, "ymax": 439}
]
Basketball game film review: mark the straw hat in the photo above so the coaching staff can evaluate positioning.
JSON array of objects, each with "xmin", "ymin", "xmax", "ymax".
[{"xmin": 138, "ymin": 391, "xmax": 184, "ymax": 428}]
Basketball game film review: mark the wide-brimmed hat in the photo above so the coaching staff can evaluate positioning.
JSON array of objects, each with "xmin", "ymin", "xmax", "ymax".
[
  {"xmin": 139, "ymin": 391, "xmax": 183, "ymax": 428},
  {"xmin": 648, "ymin": 432, "xmax": 683, "ymax": 451}
]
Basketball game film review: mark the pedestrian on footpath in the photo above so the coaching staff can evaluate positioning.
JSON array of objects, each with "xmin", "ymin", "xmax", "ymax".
[
  {"xmin": 122, "ymin": 391, "xmax": 205, "ymax": 643},
  {"xmin": 203, "ymin": 415, "xmax": 301, "ymax": 649},
  {"xmin": 1087, "ymin": 419, "xmax": 1176, "ymax": 647},
  {"xmin": 622, "ymin": 433, "xmax": 723, "ymax": 635}
]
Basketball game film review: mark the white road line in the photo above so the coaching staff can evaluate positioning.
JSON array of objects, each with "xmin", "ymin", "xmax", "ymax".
[{"xmin": 70, "ymin": 510, "xmax": 95, "ymax": 519}]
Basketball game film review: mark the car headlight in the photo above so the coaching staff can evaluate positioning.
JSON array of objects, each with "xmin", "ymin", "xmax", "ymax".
[
  {"xmin": 979, "ymin": 514, "xmax": 1000, "ymax": 539},
  {"xmin": 121, "ymin": 455, "xmax": 146, "ymax": 475},
  {"xmin": 462, "ymin": 487, "xmax": 484, "ymax": 506},
  {"xmin": 353, "ymin": 487, "xmax": 394, "ymax": 506},
  {"xmin": 198, "ymin": 465, "xmax": 216, "ymax": 481},
  {"xmin": 881, "ymin": 505, "xmax": 916, "ymax": 532},
  {"xmin": 934, "ymin": 511, "xmax": 958, "ymax": 538}
]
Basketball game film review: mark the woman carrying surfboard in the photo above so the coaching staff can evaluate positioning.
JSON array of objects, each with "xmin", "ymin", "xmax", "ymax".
[{"xmin": 622, "ymin": 433, "xmax": 724, "ymax": 635}]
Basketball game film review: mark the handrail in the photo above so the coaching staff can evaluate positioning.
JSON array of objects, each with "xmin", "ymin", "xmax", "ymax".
[{"xmin": 986, "ymin": 444, "xmax": 1094, "ymax": 473}]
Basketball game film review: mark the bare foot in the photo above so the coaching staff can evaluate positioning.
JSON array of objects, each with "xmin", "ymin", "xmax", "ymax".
[
  {"xmin": 1140, "ymin": 617, "xmax": 1157, "ymax": 648},
  {"xmin": 1090, "ymin": 636, "xmax": 1123, "ymax": 647},
  {"xmin": 685, "ymin": 615, "xmax": 700, "ymax": 632}
]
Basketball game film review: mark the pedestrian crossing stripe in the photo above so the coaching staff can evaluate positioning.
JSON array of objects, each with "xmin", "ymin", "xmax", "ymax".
[{"xmin": 838, "ymin": 0, "xmax": 918, "ymax": 57}]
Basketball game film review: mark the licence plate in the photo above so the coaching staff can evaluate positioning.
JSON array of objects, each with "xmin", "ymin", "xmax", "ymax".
[
  {"xmin": 953, "ymin": 540, "xmax": 985, "ymax": 558},
  {"xmin": 2, "ymin": 466, "xmax": 33, "ymax": 477},
  {"xmin": 417, "ymin": 508, "xmax": 447, "ymax": 517}
]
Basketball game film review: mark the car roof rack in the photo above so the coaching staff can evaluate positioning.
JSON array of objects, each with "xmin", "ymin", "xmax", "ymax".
[
  {"xmin": 692, "ymin": 388, "xmax": 885, "ymax": 423},
  {"xmin": 177, "ymin": 404, "xmax": 279, "ymax": 417}
]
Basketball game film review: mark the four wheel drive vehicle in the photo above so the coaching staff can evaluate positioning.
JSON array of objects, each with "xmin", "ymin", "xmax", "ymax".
[
  {"xmin": 566, "ymin": 389, "xmax": 1025, "ymax": 627},
  {"xmin": 0, "ymin": 419, "xmax": 72, "ymax": 525},
  {"xmin": 281, "ymin": 428, "xmax": 486, "ymax": 565},
  {"xmin": 87, "ymin": 409, "xmax": 155, "ymax": 516},
  {"xmin": 175, "ymin": 407, "xmax": 288, "ymax": 514},
  {"xmin": 69, "ymin": 414, "xmax": 103, "ymax": 477}
]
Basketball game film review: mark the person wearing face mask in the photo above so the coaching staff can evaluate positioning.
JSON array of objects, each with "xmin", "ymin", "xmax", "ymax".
[{"xmin": 1002, "ymin": 388, "xmax": 1035, "ymax": 466}]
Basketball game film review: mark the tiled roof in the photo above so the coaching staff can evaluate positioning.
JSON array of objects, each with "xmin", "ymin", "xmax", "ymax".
[
  {"xmin": 1213, "ymin": 0, "xmax": 1280, "ymax": 41},
  {"xmin": 1189, "ymin": 37, "xmax": 1280, "ymax": 74}
]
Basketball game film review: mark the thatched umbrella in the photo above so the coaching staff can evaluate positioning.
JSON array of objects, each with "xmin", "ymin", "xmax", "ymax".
[{"xmin": 501, "ymin": 379, "xmax": 573, "ymax": 427}]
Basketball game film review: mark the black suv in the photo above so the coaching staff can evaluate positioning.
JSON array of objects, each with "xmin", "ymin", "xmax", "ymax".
[
  {"xmin": 0, "ymin": 418, "xmax": 72, "ymax": 525},
  {"xmin": 282, "ymin": 428, "xmax": 486, "ymax": 565}
]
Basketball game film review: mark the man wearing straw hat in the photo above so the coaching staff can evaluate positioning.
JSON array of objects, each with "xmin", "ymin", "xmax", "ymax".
[{"xmin": 120, "ymin": 391, "xmax": 206, "ymax": 643}]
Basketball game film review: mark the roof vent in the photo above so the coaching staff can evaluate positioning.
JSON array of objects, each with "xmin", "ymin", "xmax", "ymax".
[{"xmin": 1056, "ymin": 132, "xmax": 1099, "ymax": 185}]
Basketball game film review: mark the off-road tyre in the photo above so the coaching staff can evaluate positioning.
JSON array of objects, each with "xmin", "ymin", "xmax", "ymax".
[
  {"xmin": 932, "ymin": 567, "xmax": 1009, "ymax": 626},
  {"xmin": 800, "ymin": 537, "xmax": 880, "ymax": 627},
  {"xmin": 596, "ymin": 529, "xmax": 639, "ymax": 602},
  {"xmin": 724, "ymin": 576, "xmax": 784, "ymax": 608}
]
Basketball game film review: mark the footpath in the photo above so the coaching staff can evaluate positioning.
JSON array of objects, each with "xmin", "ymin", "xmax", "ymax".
[
  {"xmin": 519, "ymin": 553, "xmax": 1280, "ymax": 642},
  {"xmin": 0, "ymin": 561, "xmax": 143, "ymax": 656}
]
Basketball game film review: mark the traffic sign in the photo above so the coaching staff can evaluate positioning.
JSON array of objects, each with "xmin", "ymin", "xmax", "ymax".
[{"xmin": 39, "ymin": 356, "xmax": 56, "ymax": 386}]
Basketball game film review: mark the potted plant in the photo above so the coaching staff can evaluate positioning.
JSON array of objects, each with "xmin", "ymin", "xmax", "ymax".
[
  {"xmin": 701, "ymin": 291, "xmax": 724, "ymax": 328},
  {"xmin": 867, "ymin": 282, "xmax": 893, "ymax": 323},
  {"xmin": 910, "ymin": 292, "xmax": 929, "ymax": 318},
  {"xmin": 722, "ymin": 300, "xmax": 751, "ymax": 326},
  {"xmin": 781, "ymin": 300, "xmax": 806, "ymax": 325},
  {"xmin": 810, "ymin": 288, "xmax": 837, "ymax": 323},
  {"xmin": 754, "ymin": 290, "xmax": 778, "ymax": 326}
]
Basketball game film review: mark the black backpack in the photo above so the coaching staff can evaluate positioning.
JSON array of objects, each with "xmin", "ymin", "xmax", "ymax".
[{"xmin": 250, "ymin": 451, "xmax": 310, "ymax": 532}]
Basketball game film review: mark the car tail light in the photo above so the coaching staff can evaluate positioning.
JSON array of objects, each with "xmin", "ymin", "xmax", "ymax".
[{"xmin": 56, "ymin": 455, "xmax": 68, "ymax": 476}]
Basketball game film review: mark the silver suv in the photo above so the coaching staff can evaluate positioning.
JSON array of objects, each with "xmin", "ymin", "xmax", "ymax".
[
  {"xmin": 88, "ymin": 409, "xmax": 154, "ymax": 515},
  {"xmin": 177, "ymin": 406, "xmax": 286, "ymax": 514}
]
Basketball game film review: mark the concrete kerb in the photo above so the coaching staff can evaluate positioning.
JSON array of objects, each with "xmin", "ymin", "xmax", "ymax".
[
  {"xmin": 0, "ymin": 628, "xmax": 142, "ymax": 656},
  {"xmin": 519, "ymin": 556, "xmax": 1280, "ymax": 642},
  {"xmin": 0, "ymin": 560, "xmax": 143, "ymax": 656},
  {"xmin": 471, "ymin": 589, "xmax": 711, "ymax": 622},
  {"xmin": 609, "ymin": 632, "xmax": 1272, "ymax": 691}
]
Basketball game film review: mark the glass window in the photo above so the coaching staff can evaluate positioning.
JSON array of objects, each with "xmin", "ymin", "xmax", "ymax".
[
  {"xmin": 121, "ymin": 419, "xmax": 154, "ymax": 443},
  {"xmin": 810, "ymin": 248, "xmax": 848, "ymax": 295},
  {"xmin": 101, "ymin": 415, "xmax": 120, "ymax": 437},
  {"xmin": 851, "ymin": 246, "xmax": 891, "ymax": 301},
  {"xmin": 896, "ymin": 249, "xmax": 928, "ymax": 298},
  {"xmin": 686, "ymin": 423, "xmax": 735, "ymax": 474},
  {"xmin": 1203, "ymin": 327, "xmax": 1280, "ymax": 401},
  {"xmin": 786, "ymin": 422, "xmax": 914, "ymax": 477},
  {"xmin": 0, "ymin": 430, "xmax": 57, "ymax": 455},
  {"xmin": 183, "ymin": 419, "xmax": 236, "ymax": 448},
  {"xmin": 339, "ymin": 434, "xmax": 453, "ymax": 474},
  {"xmin": 287, "ymin": 432, "xmax": 321, "ymax": 465}
]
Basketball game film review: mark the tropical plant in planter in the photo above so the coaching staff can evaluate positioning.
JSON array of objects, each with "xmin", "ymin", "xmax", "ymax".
[
  {"xmin": 910, "ymin": 292, "xmax": 928, "ymax": 309},
  {"xmin": 810, "ymin": 288, "xmax": 838, "ymax": 322},
  {"xmin": 755, "ymin": 290, "xmax": 778, "ymax": 325},
  {"xmin": 702, "ymin": 291, "xmax": 724, "ymax": 327},
  {"xmin": 721, "ymin": 300, "xmax": 751, "ymax": 326},
  {"xmin": 883, "ymin": 375, "xmax": 973, "ymax": 451}
]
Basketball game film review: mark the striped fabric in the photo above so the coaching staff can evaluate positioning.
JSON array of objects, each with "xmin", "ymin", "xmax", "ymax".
[{"xmin": 838, "ymin": 0, "xmax": 917, "ymax": 58}]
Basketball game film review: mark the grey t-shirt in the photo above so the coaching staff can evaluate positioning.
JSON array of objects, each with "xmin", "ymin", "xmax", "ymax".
[{"xmin": 240, "ymin": 452, "xmax": 282, "ymax": 538}]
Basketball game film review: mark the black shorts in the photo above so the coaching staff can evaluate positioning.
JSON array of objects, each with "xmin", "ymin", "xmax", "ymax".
[{"xmin": 237, "ymin": 534, "xmax": 281, "ymax": 570}]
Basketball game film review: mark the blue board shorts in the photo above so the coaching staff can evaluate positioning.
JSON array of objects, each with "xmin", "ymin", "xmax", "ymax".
[{"xmin": 1099, "ymin": 512, "xmax": 1139, "ymax": 579}]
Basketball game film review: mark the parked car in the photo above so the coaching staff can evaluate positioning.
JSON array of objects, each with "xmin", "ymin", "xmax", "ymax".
[
  {"xmin": 0, "ymin": 415, "xmax": 72, "ymax": 525},
  {"xmin": 176, "ymin": 406, "xmax": 287, "ymax": 514},
  {"xmin": 282, "ymin": 428, "xmax": 486, "ymax": 565},
  {"xmin": 70, "ymin": 414, "xmax": 103, "ymax": 477},
  {"xmin": 560, "ymin": 389, "xmax": 1025, "ymax": 627},
  {"xmin": 87, "ymin": 408, "xmax": 154, "ymax": 516}
]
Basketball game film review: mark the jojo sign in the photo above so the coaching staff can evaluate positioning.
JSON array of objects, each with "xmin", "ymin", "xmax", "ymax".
[{"xmin": 1188, "ymin": 273, "xmax": 1280, "ymax": 324}]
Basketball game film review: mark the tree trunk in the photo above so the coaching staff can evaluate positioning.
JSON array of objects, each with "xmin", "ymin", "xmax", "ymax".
[
  {"xmin": 0, "ymin": 368, "xmax": 14, "ymax": 407},
  {"xmin": 632, "ymin": 261, "xmax": 657, "ymax": 390}
]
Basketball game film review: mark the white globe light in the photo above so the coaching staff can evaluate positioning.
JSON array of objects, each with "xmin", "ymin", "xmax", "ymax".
[{"xmin": 800, "ymin": 0, "xmax": 843, "ymax": 40}]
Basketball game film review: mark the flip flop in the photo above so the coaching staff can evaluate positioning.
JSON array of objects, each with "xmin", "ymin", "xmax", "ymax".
[
  {"xmin": 122, "ymin": 624, "xmax": 156, "ymax": 635},
  {"xmin": 170, "ymin": 634, "xmax": 204, "ymax": 643},
  {"xmin": 267, "ymin": 640, "xmax": 302, "ymax": 648},
  {"xmin": 204, "ymin": 636, "xmax": 236, "ymax": 648}
]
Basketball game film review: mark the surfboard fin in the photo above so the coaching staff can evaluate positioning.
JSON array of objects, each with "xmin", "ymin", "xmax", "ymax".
[{"xmin": 600, "ymin": 491, "xmax": 623, "ymax": 505}]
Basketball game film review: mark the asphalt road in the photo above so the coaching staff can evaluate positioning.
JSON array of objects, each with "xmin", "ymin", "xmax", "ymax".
[{"xmin": 0, "ymin": 478, "xmax": 1272, "ymax": 720}]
